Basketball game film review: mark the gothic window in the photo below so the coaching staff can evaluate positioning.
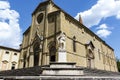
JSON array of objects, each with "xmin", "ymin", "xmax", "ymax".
[
  {"xmin": 98, "ymin": 49, "xmax": 101, "ymax": 60},
  {"xmin": 73, "ymin": 36, "xmax": 76, "ymax": 52},
  {"xmin": 37, "ymin": 13, "xmax": 44, "ymax": 24},
  {"xmin": 33, "ymin": 43, "xmax": 40, "ymax": 66}
]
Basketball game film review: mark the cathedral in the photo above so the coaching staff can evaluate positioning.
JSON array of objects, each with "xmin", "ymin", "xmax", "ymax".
[
  {"xmin": 0, "ymin": 0, "xmax": 119, "ymax": 79},
  {"xmin": 18, "ymin": 0, "xmax": 117, "ymax": 72}
]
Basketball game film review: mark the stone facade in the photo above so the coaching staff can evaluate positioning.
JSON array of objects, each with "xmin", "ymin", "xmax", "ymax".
[
  {"xmin": 19, "ymin": 0, "xmax": 118, "ymax": 72},
  {"xmin": 0, "ymin": 46, "xmax": 20, "ymax": 71}
]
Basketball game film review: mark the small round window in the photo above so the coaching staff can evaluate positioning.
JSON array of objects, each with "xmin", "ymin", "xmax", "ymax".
[{"xmin": 37, "ymin": 13, "xmax": 43, "ymax": 24}]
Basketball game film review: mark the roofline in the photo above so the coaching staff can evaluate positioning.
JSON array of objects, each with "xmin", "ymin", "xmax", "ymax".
[
  {"xmin": 62, "ymin": 10, "xmax": 114, "ymax": 50},
  {"xmin": 32, "ymin": 0, "xmax": 51, "ymax": 15},
  {"xmin": 23, "ymin": 26, "xmax": 31, "ymax": 35},
  {"xmin": 0, "ymin": 46, "xmax": 20, "ymax": 52}
]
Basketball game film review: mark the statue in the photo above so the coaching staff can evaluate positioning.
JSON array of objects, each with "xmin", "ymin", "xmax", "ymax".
[
  {"xmin": 57, "ymin": 32, "xmax": 66, "ymax": 50},
  {"xmin": 36, "ymin": 27, "xmax": 43, "ymax": 41}
]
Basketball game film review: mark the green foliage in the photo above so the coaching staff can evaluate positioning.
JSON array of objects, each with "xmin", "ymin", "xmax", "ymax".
[{"xmin": 117, "ymin": 59, "xmax": 120, "ymax": 72}]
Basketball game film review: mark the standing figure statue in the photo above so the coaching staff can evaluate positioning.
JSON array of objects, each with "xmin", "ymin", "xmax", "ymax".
[{"xmin": 57, "ymin": 32, "xmax": 66, "ymax": 50}]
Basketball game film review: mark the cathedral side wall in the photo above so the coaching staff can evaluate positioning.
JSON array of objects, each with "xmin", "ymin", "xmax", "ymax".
[{"xmin": 60, "ymin": 12, "xmax": 117, "ymax": 72}]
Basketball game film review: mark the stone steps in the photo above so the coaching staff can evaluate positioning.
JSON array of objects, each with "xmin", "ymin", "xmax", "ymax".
[{"xmin": 0, "ymin": 63, "xmax": 120, "ymax": 76}]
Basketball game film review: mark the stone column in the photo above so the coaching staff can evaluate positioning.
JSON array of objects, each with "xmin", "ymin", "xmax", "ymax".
[
  {"xmin": 39, "ymin": 52, "xmax": 42, "ymax": 66},
  {"xmin": 18, "ymin": 58, "xmax": 24, "ymax": 68},
  {"xmin": 29, "ymin": 44, "xmax": 34, "ymax": 67}
]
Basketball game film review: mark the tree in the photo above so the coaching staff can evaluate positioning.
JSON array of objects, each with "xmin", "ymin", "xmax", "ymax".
[{"xmin": 116, "ymin": 59, "xmax": 120, "ymax": 72}]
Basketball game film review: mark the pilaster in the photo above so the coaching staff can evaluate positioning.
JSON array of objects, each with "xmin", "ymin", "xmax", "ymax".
[{"xmin": 29, "ymin": 53, "xmax": 34, "ymax": 67}]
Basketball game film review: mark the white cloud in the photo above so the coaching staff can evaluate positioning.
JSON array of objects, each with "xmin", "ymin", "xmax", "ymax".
[
  {"xmin": 0, "ymin": 1, "xmax": 10, "ymax": 9},
  {"xmin": 116, "ymin": 11, "xmax": 120, "ymax": 19},
  {"xmin": 96, "ymin": 24, "xmax": 108, "ymax": 29},
  {"xmin": 0, "ymin": 1, "xmax": 21, "ymax": 49},
  {"xmin": 75, "ymin": 0, "xmax": 120, "ymax": 28},
  {"xmin": 96, "ymin": 24, "xmax": 112, "ymax": 38}
]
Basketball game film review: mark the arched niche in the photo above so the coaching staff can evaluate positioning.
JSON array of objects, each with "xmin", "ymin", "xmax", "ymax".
[
  {"xmin": 86, "ymin": 41, "xmax": 95, "ymax": 68},
  {"xmin": 33, "ymin": 42, "xmax": 40, "ymax": 66},
  {"xmin": 48, "ymin": 41, "xmax": 56, "ymax": 62}
]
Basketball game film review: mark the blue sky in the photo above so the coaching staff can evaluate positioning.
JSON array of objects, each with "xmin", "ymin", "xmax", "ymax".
[{"xmin": 0, "ymin": 0, "xmax": 120, "ymax": 59}]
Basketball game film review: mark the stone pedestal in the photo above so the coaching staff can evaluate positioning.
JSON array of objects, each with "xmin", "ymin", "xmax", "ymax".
[
  {"xmin": 58, "ymin": 50, "xmax": 67, "ymax": 62},
  {"xmin": 41, "ymin": 62, "xmax": 84, "ymax": 76}
]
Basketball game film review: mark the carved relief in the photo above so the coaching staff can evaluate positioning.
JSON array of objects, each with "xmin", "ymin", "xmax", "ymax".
[{"xmin": 36, "ymin": 26, "xmax": 43, "ymax": 41}]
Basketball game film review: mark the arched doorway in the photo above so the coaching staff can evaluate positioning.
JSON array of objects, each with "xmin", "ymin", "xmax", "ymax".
[
  {"xmin": 33, "ymin": 43, "xmax": 40, "ymax": 66},
  {"xmin": 49, "ymin": 46, "xmax": 56, "ymax": 62}
]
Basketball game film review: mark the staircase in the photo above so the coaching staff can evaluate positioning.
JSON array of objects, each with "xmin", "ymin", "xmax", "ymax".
[{"xmin": 41, "ymin": 62, "xmax": 84, "ymax": 76}]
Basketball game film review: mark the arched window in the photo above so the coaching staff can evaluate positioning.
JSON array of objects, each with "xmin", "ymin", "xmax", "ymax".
[
  {"xmin": 73, "ymin": 36, "xmax": 76, "ymax": 52},
  {"xmin": 37, "ymin": 13, "xmax": 44, "ymax": 24},
  {"xmin": 11, "ymin": 64, "xmax": 16, "ymax": 70}
]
